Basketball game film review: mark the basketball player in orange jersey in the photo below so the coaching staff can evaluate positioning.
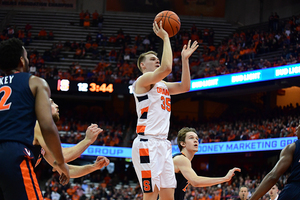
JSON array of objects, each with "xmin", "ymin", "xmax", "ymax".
[
  {"xmin": 33, "ymin": 99, "xmax": 110, "ymax": 178},
  {"xmin": 132, "ymin": 21, "xmax": 198, "ymax": 200},
  {"xmin": 173, "ymin": 127, "xmax": 241, "ymax": 200}
]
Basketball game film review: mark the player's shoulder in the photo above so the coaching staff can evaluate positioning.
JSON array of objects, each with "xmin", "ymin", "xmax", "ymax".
[
  {"xmin": 173, "ymin": 153, "xmax": 189, "ymax": 163},
  {"xmin": 29, "ymin": 75, "xmax": 48, "ymax": 86},
  {"xmin": 282, "ymin": 142, "xmax": 296, "ymax": 154}
]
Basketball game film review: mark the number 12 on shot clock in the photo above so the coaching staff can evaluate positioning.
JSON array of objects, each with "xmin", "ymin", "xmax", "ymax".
[{"xmin": 89, "ymin": 83, "xmax": 114, "ymax": 93}]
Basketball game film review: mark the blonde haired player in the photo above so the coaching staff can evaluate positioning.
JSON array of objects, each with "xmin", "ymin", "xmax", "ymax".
[{"xmin": 132, "ymin": 20, "xmax": 198, "ymax": 200}]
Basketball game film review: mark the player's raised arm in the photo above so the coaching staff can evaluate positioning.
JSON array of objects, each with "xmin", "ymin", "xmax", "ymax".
[
  {"xmin": 136, "ymin": 21, "xmax": 172, "ymax": 88},
  {"xmin": 165, "ymin": 40, "xmax": 198, "ymax": 95}
]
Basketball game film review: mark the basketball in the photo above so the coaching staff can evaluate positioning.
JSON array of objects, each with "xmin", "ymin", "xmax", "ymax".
[{"xmin": 154, "ymin": 10, "xmax": 181, "ymax": 37}]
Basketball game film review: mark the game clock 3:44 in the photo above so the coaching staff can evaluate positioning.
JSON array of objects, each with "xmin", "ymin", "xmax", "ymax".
[
  {"xmin": 89, "ymin": 83, "xmax": 113, "ymax": 93},
  {"xmin": 57, "ymin": 79, "xmax": 115, "ymax": 94},
  {"xmin": 76, "ymin": 82, "xmax": 114, "ymax": 93}
]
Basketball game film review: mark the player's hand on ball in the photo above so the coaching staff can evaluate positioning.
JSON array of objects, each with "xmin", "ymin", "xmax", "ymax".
[{"xmin": 153, "ymin": 21, "xmax": 169, "ymax": 39}]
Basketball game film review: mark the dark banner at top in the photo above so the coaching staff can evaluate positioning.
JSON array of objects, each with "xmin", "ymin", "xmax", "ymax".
[
  {"xmin": 106, "ymin": 0, "xmax": 225, "ymax": 18},
  {"xmin": 0, "ymin": 0, "xmax": 76, "ymax": 10}
]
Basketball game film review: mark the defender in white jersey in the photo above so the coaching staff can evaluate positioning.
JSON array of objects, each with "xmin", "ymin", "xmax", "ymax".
[{"xmin": 132, "ymin": 20, "xmax": 198, "ymax": 200}]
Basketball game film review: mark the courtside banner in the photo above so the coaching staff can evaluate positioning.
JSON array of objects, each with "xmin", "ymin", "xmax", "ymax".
[
  {"xmin": 190, "ymin": 63, "xmax": 300, "ymax": 91},
  {"xmin": 61, "ymin": 144, "xmax": 132, "ymax": 158},
  {"xmin": 62, "ymin": 137, "xmax": 297, "ymax": 158},
  {"xmin": 172, "ymin": 137, "xmax": 298, "ymax": 155}
]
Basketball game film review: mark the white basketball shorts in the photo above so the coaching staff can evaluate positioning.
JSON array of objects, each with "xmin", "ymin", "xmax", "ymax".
[{"xmin": 132, "ymin": 134, "xmax": 176, "ymax": 193}]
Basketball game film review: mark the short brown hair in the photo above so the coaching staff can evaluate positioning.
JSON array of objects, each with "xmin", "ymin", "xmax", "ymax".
[
  {"xmin": 177, "ymin": 127, "xmax": 197, "ymax": 151},
  {"xmin": 137, "ymin": 51, "xmax": 157, "ymax": 72}
]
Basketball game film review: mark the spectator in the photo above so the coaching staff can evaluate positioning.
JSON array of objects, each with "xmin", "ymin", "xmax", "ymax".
[
  {"xmin": 96, "ymin": 31, "xmax": 103, "ymax": 45},
  {"xmin": 108, "ymin": 34, "xmax": 117, "ymax": 46},
  {"xmin": 109, "ymin": 48, "xmax": 117, "ymax": 62},
  {"xmin": 24, "ymin": 23, "xmax": 32, "ymax": 33},
  {"xmin": 74, "ymin": 47, "xmax": 83, "ymax": 59},
  {"xmin": 7, "ymin": 26, "xmax": 14, "ymax": 38},
  {"xmin": 79, "ymin": 10, "xmax": 85, "ymax": 26},
  {"xmin": 84, "ymin": 10, "xmax": 90, "ymax": 20},
  {"xmin": 92, "ymin": 10, "xmax": 99, "ymax": 27},
  {"xmin": 101, "ymin": 34, "xmax": 108, "ymax": 46},
  {"xmin": 98, "ymin": 14, "xmax": 104, "ymax": 30},
  {"xmin": 71, "ymin": 41, "xmax": 78, "ymax": 51},
  {"xmin": 83, "ymin": 18, "xmax": 90, "ymax": 29},
  {"xmin": 38, "ymin": 28, "xmax": 47, "ymax": 40}
]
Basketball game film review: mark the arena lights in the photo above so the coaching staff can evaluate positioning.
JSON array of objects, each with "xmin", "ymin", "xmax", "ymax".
[
  {"xmin": 61, "ymin": 137, "xmax": 297, "ymax": 158},
  {"xmin": 190, "ymin": 63, "xmax": 300, "ymax": 91}
]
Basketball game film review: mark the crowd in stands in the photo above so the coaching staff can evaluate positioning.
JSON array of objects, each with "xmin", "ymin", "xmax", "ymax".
[
  {"xmin": 0, "ymin": 23, "xmax": 33, "ymax": 45},
  {"xmin": 79, "ymin": 10, "xmax": 104, "ymax": 29},
  {"xmin": 1, "ymin": 13, "xmax": 300, "ymax": 84}
]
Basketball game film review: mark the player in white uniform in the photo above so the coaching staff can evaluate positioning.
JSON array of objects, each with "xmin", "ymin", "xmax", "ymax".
[{"xmin": 132, "ymin": 21, "xmax": 198, "ymax": 200}]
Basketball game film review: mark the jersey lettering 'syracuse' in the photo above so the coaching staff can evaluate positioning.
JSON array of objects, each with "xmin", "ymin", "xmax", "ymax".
[{"xmin": 133, "ymin": 78, "xmax": 171, "ymax": 137}]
